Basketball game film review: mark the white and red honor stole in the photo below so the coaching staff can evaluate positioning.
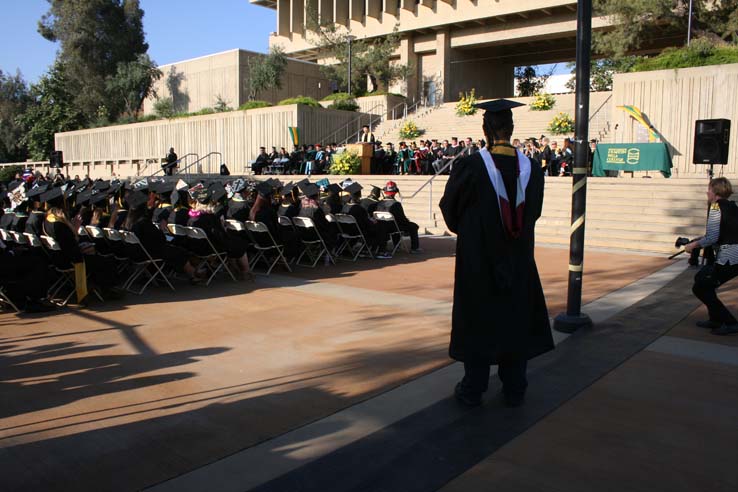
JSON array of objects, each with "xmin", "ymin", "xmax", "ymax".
[{"xmin": 480, "ymin": 147, "xmax": 531, "ymax": 239}]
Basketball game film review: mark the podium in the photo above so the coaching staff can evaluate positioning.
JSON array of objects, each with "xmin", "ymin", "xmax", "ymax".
[{"xmin": 347, "ymin": 143, "xmax": 374, "ymax": 174}]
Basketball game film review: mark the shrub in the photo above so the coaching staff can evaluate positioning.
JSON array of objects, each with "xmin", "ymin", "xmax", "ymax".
[
  {"xmin": 329, "ymin": 151, "xmax": 361, "ymax": 175},
  {"xmin": 399, "ymin": 120, "xmax": 422, "ymax": 139},
  {"xmin": 329, "ymin": 94, "xmax": 360, "ymax": 112},
  {"xmin": 239, "ymin": 100, "xmax": 273, "ymax": 110},
  {"xmin": 530, "ymin": 92, "xmax": 556, "ymax": 111},
  {"xmin": 322, "ymin": 92, "xmax": 352, "ymax": 101},
  {"xmin": 455, "ymin": 89, "xmax": 478, "ymax": 117},
  {"xmin": 548, "ymin": 112, "xmax": 575, "ymax": 135},
  {"xmin": 137, "ymin": 114, "xmax": 159, "ymax": 122},
  {"xmin": 153, "ymin": 97, "xmax": 175, "ymax": 119},
  {"xmin": 0, "ymin": 165, "xmax": 23, "ymax": 183},
  {"xmin": 632, "ymin": 39, "xmax": 738, "ymax": 72},
  {"xmin": 278, "ymin": 96, "xmax": 321, "ymax": 107}
]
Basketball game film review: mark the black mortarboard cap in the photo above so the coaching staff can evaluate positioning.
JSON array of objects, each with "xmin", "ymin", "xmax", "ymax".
[
  {"xmin": 171, "ymin": 189, "xmax": 188, "ymax": 207},
  {"xmin": 280, "ymin": 182, "xmax": 295, "ymax": 197},
  {"xmin": 27, "ymin": 183, "xmax": 49, "ymax": 198},
  {"xmin": 40, "ymin": 186, "xmax": 64, "ymax": 204},
  {"xmin": 344, "ymin": 182, "xmax": 363, "ymax": 195},
  {"xmin": 132, "ymin": 178, "xmax": 149, "ymax": 192},
  {"xmin": 195, "ymin": 188, "xmax": 212, "ymax": 204},
  {"xmin": 301, "ymin": 183, "xmax": 319, "ymax": 197},
  {"xmin": 93, "ymin": 180, "xmax": 111, "ymax": 191},
  {"xmin": 76, "ymin": 189, "xmax": 94, "ymax": 205},
  {"xmin": 91, "ymin": 191, "xmax": 110, "ymax": 206},
  {"xmin": 126, "ymin": 191, "xmax": 148, "ymax": 210},
  {"xmin": 296, "ymin": 179, "xmax": 312, "ymax": 193},
  {"xmin": 256, "ymin": 181, "xmax": 273, "ymax": 198},
  {"xmin": 327, "ymin": 183, "xmax": 342, "ymax": 194},
  {"xmin": 473, "ymin": 98, "xmax": 525, "ymax": 112},
  {"xmin": 154, "ymin": 180, "xmax": 176, "ymax": 195},
  {"xmin": 209, "ymin": 182, "xmax": 226, "ymax": 202}
]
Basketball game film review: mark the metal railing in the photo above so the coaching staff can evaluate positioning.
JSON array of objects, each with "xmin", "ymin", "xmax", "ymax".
[
  {"xmin": 175, "ymin": 152, "xmax": 223, "ymax": 178},
  {"xmin": 316, "ymin": 102, "xmax": 387, "ymax": 146},
  {"xmin": 406, "ymin": 155, "xmax": 458, "ymax": 221},
  {"xmin": 148, "ymin": 153, "xmax": 199, "ymax": 178}
]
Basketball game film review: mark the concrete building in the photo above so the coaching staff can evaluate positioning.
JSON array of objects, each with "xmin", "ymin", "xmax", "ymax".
[
  {"xmin": 142, "ymin": 49, "xmax": 334, "ymax": 115},
  {"xmin": 252, "ymin": 0, "xmax": 684, "ymax": 103}
]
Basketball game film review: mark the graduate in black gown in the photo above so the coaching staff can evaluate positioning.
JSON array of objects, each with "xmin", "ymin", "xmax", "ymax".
[
  {"xmin": 376, "ymin": 181, "xmax": 421, "ymax": 252},
  {"xmin": 341, "ymin": 182, "xmax": 388, "ymax": 252},
  {"xmin": 439, "ymin": 98, "xmax": 554, "ymax": 408},
  {"xmin": 277, "ymin": 183, "xmax": 301, "ymax": 218}
]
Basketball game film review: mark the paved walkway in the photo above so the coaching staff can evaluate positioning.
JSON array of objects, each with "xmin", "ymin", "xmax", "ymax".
[{"xmin": 2, "ymin": 240, "xmax": 735, "ymax": 491}]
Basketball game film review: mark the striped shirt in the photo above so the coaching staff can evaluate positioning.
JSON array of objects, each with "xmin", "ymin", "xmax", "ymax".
[{"xmin": 698, "ymin": 204, "xmax": 738, "ymax": 265}]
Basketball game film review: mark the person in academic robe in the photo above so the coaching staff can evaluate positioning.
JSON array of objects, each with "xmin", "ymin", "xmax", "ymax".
[
  {"xmin": 226, "ymin": 180, "xmax": 251, "ymax": 222},
  {"xmin": 298, "ymin": 183, "xmax": 336, "ymax": 250},
  {"xmin": 439, "ymin": 98, "xmax": 554, "ymax": 408},
  {"xmin": 341, "ymin": 182, "xmax": 388, "ymax": 253},
  {"xmin": 359, "ymin": 186, "xmax": 382, "ymax": 215},
  {"xmin": 250, "ymin": 181, "xmax": 300, "ymax": 260},
  {"xmin": 278, "ymin": 183, "xmax": 301, "ymax": 218},
  {"xmin": 164, "ymin": 147, "xmax": 178, "ymax": 176},
  {"xmin": 322, "ymin": 184, "xmax": 344, "ymax": 215},
  {"xmin": 359, "ymin": 125, "xmax": 375, "ymax": 143},
  {"xmin": 376, "ymin": 181, "xmax": 421, "ymax": 252}
]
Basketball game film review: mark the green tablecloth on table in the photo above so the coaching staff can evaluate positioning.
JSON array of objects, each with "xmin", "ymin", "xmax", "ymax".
[{"xmin": 593, "ymin": 143, "xmax": 673, "ymax": 177}]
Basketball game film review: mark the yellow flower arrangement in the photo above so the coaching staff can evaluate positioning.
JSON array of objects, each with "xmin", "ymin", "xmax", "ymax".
[
  {"xmin": 329, "ymin": 151, "xmax": 361, "ymax": 175},
  {"xmin": 530, "ymin": 92, "xmax": 556, "ymax": 111},
  {"xmin": 455, "ymin": 88, "xmax": 478, "ymax": 117},
  {"xmin": 548, "ymin": 112, "xmax": 575, "ymax": 135},
  {"xmin": 399, "ymin": 120, "xmax": 422, "ymax": 139}
]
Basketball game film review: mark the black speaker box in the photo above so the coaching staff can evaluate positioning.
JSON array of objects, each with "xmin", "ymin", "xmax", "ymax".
[
  {"xmin": 50, "ymin": 150, "xmax": 64, "ymax": 168},
  {"xmin": 693, "ymin": 119, "xmax": 730, "ymax": 165}
]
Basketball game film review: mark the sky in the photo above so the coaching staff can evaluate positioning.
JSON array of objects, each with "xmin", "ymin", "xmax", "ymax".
[
  {"xmin": 0, "ymin": 0, "xmax": 569, "ymax": 83},
  {"xmin": 0, "ymin": 0, "xmax": 277, "ymax": 82}
]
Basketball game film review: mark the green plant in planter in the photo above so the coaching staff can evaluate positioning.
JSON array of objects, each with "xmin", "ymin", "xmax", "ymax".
[
  {"xmin": 329, "ymin": 94, "xmax": 360, "ymax": 112},
  {"xmin": 239, "ymin": 100, "xmax": 272, "ymax": 110},
  {"xmin": 399, "ymin": 120, "xmax": 422, "ymax": 139},
  {"xmin": 329, "ymin": 151, "xmax": 361, "ymax": 175},
  {"xmin": 548, "ymin": 112, "xmax": 575, "ymax": 134},
  {"xmin": 530, "ymin": 92, "xmax": 555, "ymax": 111},
  {"xmin": 455, "ymin": 88, "xmax": 478, "ymax": 116}
]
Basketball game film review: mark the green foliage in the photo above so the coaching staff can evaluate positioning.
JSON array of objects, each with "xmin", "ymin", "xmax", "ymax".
[
  {"xmin": 632, "ymin": 39, "xmax": 738, "ymax": 71},
  {"xmin": 306, "ymin": 8, "xmax": 410, "ymax": 96},
  {"xmin": 399, "ymin": 120, "xmax": 422, "ymax": 140},
  {"xmin": 105, "ymin": 53, "xmax": 162, "ymax": 118},
  {"xmin": 17, "ymin": 63, "xmax": 86, "ymax": 160},
  {"xmin": 455, "ymin": 89, "xmax": 478, "ymax": 117},
  {"xmin": 152, "ymin": 97, "xmax": 175, "ymax": 119},
  {"xmin": 38, "ymin": 0, "xmax": 149, "ymax": 122},
  {"xmin": 247, "ymin": 46, "xmax": 288, "ymax": 101},
  {"xmin": 530, "ymin": 92, "xmax": 556, "ymax": 111},
  {"xmin": 594, "ymin": 0, "xmax": 738, "ymax": 58},
  {"xmin": 278, "ymin": 96, "xmax": 321, "ymax": 107},
  {"xmin": 0, "ymin": 165, "xmax": 23, "ymax": 183},
  {"xmin": 328, "ymin": 94, "xmax": 359, "ymax": 111},
  {"xmin": 322, "ymin": 92, "xmax": 352, "ymax": 101},
  {"xmin": 0, "ymin": 69, "xmax": 31, "ymax": 163},
  {"xmin": 213, "ymin": 95, "xmax": 232, "ymax": 113},
  {"xmin": 329, "ymin": 151, "xmax": 361, "ymax": 175},
  {"xmin": 566, "ymin": 57, "xmax": 639, "ymax": 92},
  {"xmin": 239, "ymin": 100, "xmax": 273, "ymax": 110},
  {"xmin": 515, "ymin": 66, "xmax": 548, "ymax": 96},
  {"xmin": 548, "ymin": 112, "xmax": 575, "ymax": 135}
]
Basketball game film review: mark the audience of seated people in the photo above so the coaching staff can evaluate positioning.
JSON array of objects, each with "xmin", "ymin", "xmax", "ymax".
[{"xmin": 0, "ymin": 172, "xmax": 423, "ymax": 314}]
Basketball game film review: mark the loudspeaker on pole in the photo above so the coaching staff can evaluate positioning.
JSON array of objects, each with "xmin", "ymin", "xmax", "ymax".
[{"xmin": 693, "ymin": 119, "xmax": 730, "ymax": 165}]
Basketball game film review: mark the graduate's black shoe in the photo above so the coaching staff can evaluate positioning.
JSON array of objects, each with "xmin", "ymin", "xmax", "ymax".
[
  {"xmin": 454, "ymin": 382, "xmax": 482, "ymax": 407},
  {"xmin": 712, "ymin": 323, "xmax": 738, "ymax": 336},
  {"xmin": 499, "ymin": 391, "xmax": 525, "ymax": 408},
  {"xmin": 696, "ymin": 320, "xmax": 720, "ymax": 329},
  {"xmin": 23, "ymin": 299, "xmax": 57, "ymax": 313}
]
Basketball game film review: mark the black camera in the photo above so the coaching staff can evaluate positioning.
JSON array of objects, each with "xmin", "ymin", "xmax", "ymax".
[{"xmin": 675, "ymin": 237, "xmax": 692, "ymax": 248}]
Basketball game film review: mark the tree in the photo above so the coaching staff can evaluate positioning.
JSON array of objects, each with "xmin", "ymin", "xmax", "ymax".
[
  {"xmin": 105, "ymin": 54, "xmax": 162, "ymax": 118},
  {"xmin": 17, "ymin": 63, "xmax": 86, "ymax": 160},
  {"xmin": 246, "ymin": 46, "xmax": 288, "ymax": 101},
  {"xmin": 38, "ymin": 0, "xmax": 149, "ymax": 122},
  {"xmin": 594, "ymin": 0, "xmax": 738, "ymax": 58},
  {"xmin": 0, "ymin": 70, "xmax": 31, "ymax": 163},
  {"xmin": 515, "ymin": 66, "xmax": 547, "ymax": 96},
  {"xmin": 565, "ymin": 57, "xmax": 638, "ymax": 92},
  {"xmin": 306, "ymin": 9, "xmax": 410, "ymax": 95}
]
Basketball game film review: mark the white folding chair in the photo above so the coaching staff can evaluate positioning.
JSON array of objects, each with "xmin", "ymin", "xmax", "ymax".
[
  {"xmin": 373, "ymin": 211, "xmax": 411, "ymax": 256},
  {"xmin": 0, "ymin": 228, "xmax": 12, "ymax": 243},
  {"xmin": 225, "ymin": 219, "xmax": 247, "ymax": 232},
  {"xmin": 39, "ymin": 235, "xmax": 103, "ymax": 305},
  {"xmin": 185, "ymin": 226, "xmax": 237, "ymax": 285},
  {"xmin": 334, "ymin": 213, "xmax": 374, "ymax": 261},
  {"xmin": 0, "ymin": 285, "xmax": 20, "ymax": 313},
  {"xmin": 9, "ymin": 231, "xmax": 29, "ymax": 246},
  {"xmin": 292, "ymin": 216, "xmax": 335, "ymax": 268},
  {"xmin": 245, "ymin": 221, "xmax": 292, "ymax": 275},
  {"xmin": 120, "ymin": 231, "xmax": 176, "ymax": 294}
]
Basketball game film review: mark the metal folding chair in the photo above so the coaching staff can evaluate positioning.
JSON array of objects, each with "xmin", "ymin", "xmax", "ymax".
[
  {"xmin": 120, "ymin": 231, "xmax": 176, "ymax": 294},
  {"xmin": 0, "ymin": 286, "xmax": 20, "ymax": 313},
  {"xmin": 292, "ymin": 216, "xmax": 335, "ymax": 268},
  {"xmin": 334, "ymin": 213, "xmax": 374, "ymax": 261},
  {"xmin": 185, "ymin": 226, "xmax": 237, "ymax": 285},
  {"xmin": 373, "ymin": 211, "xmax": 411, "ymax": 256},
  {"xmin": 245, "ymin": 221, "xmax": 292, "ymax": 275},
  {"xmin": 39, "ymin": 235, "xmax": 104, "ymax": 306}
]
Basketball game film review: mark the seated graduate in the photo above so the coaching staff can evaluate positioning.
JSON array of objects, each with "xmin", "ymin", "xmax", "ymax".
[
  {"xmin": 151, "ymin": 180, "xmax": 175, "ymax": 226},
  {"xmin": 278, "ymin": 182, "xmax": 301, "ymax": 218},
  {"xmin": 376, "ymin": 181, "xmax": 422, "ymax": 253},
  {"xmin": 359, "ymin": 186, "xmax": 381, "ymax": 215},
  {"xmin": 24, "ymin": 183, "xmax": 49, "ymax": 237},
  {"xmin": 0, "ymin": 238, "xmax": 55, "ymax": 312},
  {"xmin": 249, "ymin": 181, "xmax": 300, "ymax": 260},
  {"xmin": 226, "ymin": 179, "xmax": 251, "ymax": 222},
  {"xmin": 187, "ymin": 185, "xmax": 251, "ymax": 278},
  {"xmin": 341, "ymin": 182, "xmax": 389, "ymax": 253},
  {"xmin": 322, "ymin": 183, "xmax": 343, "ymax": 215},
  {"xmin": 122, "ymin": 191, "xmax": 201, "ymax": 281},
  {"xmin": 298, "ymin": 182, "xmax": 336, "ymax": 249},
  {"xmin": 41, "ymin": 185, "xmax": 119, "ymax": 294}
]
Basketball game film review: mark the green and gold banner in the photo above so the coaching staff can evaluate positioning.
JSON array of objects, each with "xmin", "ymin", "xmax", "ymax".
[
  {"xmin": 288, "ymin": 126, "xmax": 300, "ymax": 146},
  {"xmin": 593, "ymin": 143, "xmax": 673, "ymax": 178}
]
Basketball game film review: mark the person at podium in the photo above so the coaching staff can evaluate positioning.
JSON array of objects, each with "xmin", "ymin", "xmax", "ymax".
[{"xmin": 359, "ymin": 125, "xmax": 375, "ymax": 143}]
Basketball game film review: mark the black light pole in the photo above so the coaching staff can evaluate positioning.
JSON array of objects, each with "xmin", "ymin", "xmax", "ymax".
[
  {"xmin": 554, "ymin": 0, "xmax": 594, "ymax": 334},
  {"xmin": 347, "ymin": 35, "xmax": 355, "ymax": 95}
]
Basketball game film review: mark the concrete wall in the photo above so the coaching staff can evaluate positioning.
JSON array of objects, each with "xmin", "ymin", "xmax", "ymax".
[
  {"xmin": 319, "ymin": 94, "xmax": 407, "ymax": 119},
  {"xmin": 612, "ymin": 64, "xmax": 738, "ymax": 177},
  {"xmin": 142, "ymin": 49, "xmax": 333, "ymax": 115},
  {"xmin": 52, "ymin": 105, "xmax": 369, "ymax": 177}
]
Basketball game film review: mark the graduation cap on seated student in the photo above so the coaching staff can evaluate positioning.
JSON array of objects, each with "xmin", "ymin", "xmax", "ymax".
[
  {"xmin": 208, "ymin": 182, "xmax": 226, "ymax": 203},
  {"xmin": 75, "ymin": 189, "xmax": 94, "ymax": 206},
  {"xmin": 344, "ymin": 182, "xmax": 362, "ymax": 196},
  {"xmin": 93, "ymin": 180, "xmax": 111, "ymax": 191},
  {"xmin": 40, "ymin": 186, "xmax": 67, "ymax": 208},
  {"xmin": 300, "ymin": 183, "xmax": 320, "ymax": 198},
  {"xmin": 256, "ymin": 180, "xmax": 273, "ymax": 198},
  {"xmin": 326, "ymin": 183, "xmax": 342, "ymax": 195},
  {"xmin": 473, "ymin": 98, "xmax": 525, "ymax": 145},
  {"xmin": 26, "ymin": 183, "xmax": 49, "ymax": 200},
  {"xmin": 280, "ymin": 181, "xmax": 296, "ymax": 197},
  {"xmin": 125, "ymin": 191, "xmax": 148, "ymax": 210}
]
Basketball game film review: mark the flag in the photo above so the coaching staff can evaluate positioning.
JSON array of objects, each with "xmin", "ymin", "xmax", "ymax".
[
  {"xmin": 288, "ymin": 126, "xmax": 300, "ymax": 146},
  {"xmin": 617, "ymin": 105, "xmax": 659, "ymax": 142}
]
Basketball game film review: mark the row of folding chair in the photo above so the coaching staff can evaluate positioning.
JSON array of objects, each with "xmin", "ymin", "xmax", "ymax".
[
  {"xmin": 224, "ymin": 220, "xmax": 292, "ymax": 275},
  {"xmin": 167, "ymin": 224, "xmax": 238, "ymax": 284}
]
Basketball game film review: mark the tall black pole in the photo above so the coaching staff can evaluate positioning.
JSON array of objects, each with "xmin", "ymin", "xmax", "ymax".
[
  {"xmin": 347, "ymin": 35, "xmax": 354, "ymax": 95},
  {"xmin": 554, "ymin": 0, "xmax": 594, "ymax": 333}
]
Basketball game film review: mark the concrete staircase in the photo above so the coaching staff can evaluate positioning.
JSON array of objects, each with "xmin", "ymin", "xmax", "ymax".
[{"xmin": 373, "ymin": 92, "xmax": 614, "ymax": 146}]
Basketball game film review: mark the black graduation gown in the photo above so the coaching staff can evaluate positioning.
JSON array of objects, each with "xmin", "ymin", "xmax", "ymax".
[
  {"xmin": 359, "ymin": 197, "xmax": 379, "ymax": 215},
  {"xmin": 0, "ymin": 212, "xmax": 14, "ymax": 230},
  {"xmin": 227, "ymin": 198, "xmax": 251, "ymax": 222},
  {"xmin": 152, "ymin": 204, "xmax": 173, "ymax": 223},
  {"xmin": 188, "ymin": 212, "xmax": 247, "ymax": 259},
  {"xmin": 341, "ymin": 202, "xmax": 385, "ymax": 248},
  {"xmin": 376, "ymin": 199, "xmax": 417, "ymax": 232},
  {"xmin": 298, "ymin": 203, "xmax": 335, "ymax": 248},
  {"xmin": 278, "ymin": 202, "xmax": 300, "ymax": 218},
  {"xmin": 25, "ymin": 211, "xmax": 46, "ymax": 237},
  {"xmin": 439, "ymin": 152, "xmax": 553, "ymax": 364},
  {"xmin": 130, "ymin": 218, "xmax": 188, "ymax": 271}
]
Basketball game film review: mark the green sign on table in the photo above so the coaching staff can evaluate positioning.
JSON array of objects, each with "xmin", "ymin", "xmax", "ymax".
[{"xmin": 593, "ymin": 142, "xmax": 673, "ymax": 178}]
